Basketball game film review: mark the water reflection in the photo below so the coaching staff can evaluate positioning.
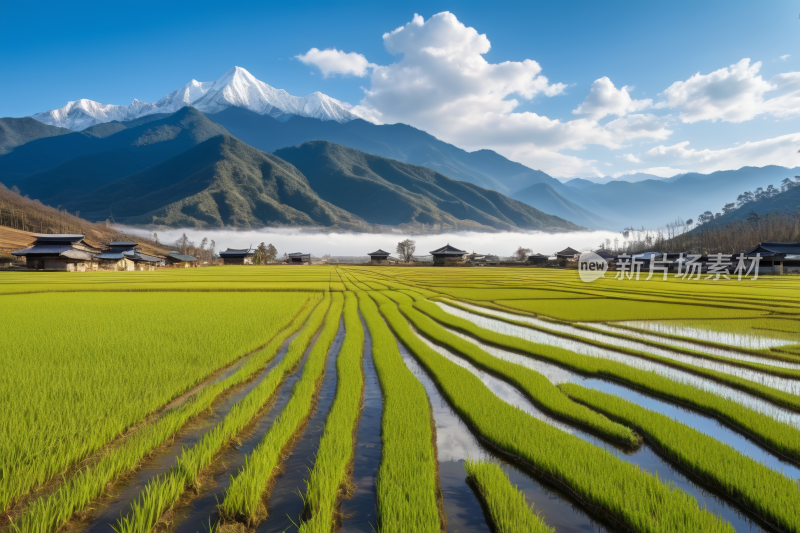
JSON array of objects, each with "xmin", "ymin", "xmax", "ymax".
[{"xmin": 620, "ymin": 321, "xmax": 798, "ymax": 350}]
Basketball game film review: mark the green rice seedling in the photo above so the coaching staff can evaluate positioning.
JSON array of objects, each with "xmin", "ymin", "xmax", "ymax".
[
  {"xmin": 0, "ymin": 291, "xmax": 312, "ymax": 515},
  {"xmin": 378, "ymin": 292, "xmax": 639, "ymax": 447},
  {"xmin": 373, "ymin": 292, "xmax": 734, "ymax": 533},
  {"xmin": 560, "ymin": 384, "xmax": 800, "ymax": 532},
  {"xmin": 111, "ymin": 294, "xmax": 335, "ymax": 533},
  {"xmin": 436, "ymin": 298, "xmax": 800, "ymax": 408},
  {"xmin": 296, "ymin": 292, "xmax": 364, "ymax": 532},
  {"xmin": 11, "ymin": 297, "xmax": 322, "ymax": 533},
  {"xmin": 413, "ymin": 298, "xmax": 800, "ymax": 462},
  {"xmin": 220, "ymin": 293, "xmax": 345, "ymax": 526},
  {"xmin": 463, "ymin": 459, "xmax": 554, "ymax": 533},
  {"xmin": 356, "ymin": 291, "xmax": 442, "ymax": 533}
]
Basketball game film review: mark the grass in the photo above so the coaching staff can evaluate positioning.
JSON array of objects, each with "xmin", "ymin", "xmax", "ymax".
[
  {"xmin": 560, "ymin": 384, "xmax": 800, "ymax": 532},
  {"xmin": 220, "ymin": 293, "xmax": 345, "ymax": 526},
  {"xmin": 356, "ymin": 291, "xmax": 442, "ymax": 533},
  {"xmin": 111, "ymin": 293, "xmax": 334, "ymax": 533},
  {"xmin": 0, "ymin": 291, "xmax": 311, "ymax": 516},
  {"xmin": 463, "ymin": 460, "xmax": 554, "ymax": 533},
  {"xmin": 373, "ymin": 290, "xmax": 734, "ymax": 533},
  {"xmin": 297, "ymin": 292, "xmax": 364, "ymax": 532}
]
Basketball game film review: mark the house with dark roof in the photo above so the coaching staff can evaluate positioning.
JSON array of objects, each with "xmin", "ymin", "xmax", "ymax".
[
  {"xmin": 526, "ymin": 253, "xmax": 550, "ymax": 265},
  {"xmin": 97, "ymin": 242, "xmax": 163, "ymax": 271},
  {"xmin": 287, "ymin": 252, "xmax": 311, "ymax": 264},
  {"xmin": 164, "ymin": 252, "xmax": 198, "ymax": 268},
  {"xmin": 746, "ymin": 242, "xmax": 800, "ymax": 274},
  {"xmin": 367, "ymin": 249, "xmax": 393, "ymax": 264},
  {"xmin": 555, "ymin": 247, "xmax": 580, "ymax": 261},
  {"xmin": 11, "ymin": 234, "xmax": 100, "ymax": 271},
  {"xmin": 430, "ymin": 244, "xmax": 467, "ymax": 265},
  {"xmin": 219, "ymin": 248, "xmax": 255, "ymax": 265}
]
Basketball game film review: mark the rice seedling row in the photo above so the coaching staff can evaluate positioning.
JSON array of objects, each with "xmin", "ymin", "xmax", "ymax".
[
  {"xmin": 355, "ymin": 292, "xmax": 443, "ymax": 533},
  {"xmin": 110, "ymin": 293, "xmax": 334, "ymax": 533},
  {"xmin": 372, "ymin": 291, "xmax": 734, "ymax": 533},
  {"xmin": 560, "ymin": 384, "xmax": 800, "ymax": 532},
  {"xmin": 297, "ymin": 292, "xmax": 365, "ymax": 533}
]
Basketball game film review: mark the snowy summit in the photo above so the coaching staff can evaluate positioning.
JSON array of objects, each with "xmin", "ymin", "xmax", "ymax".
[{"xmin": 31, "ymin": 67, "xmax": 361, "ymax": 130}]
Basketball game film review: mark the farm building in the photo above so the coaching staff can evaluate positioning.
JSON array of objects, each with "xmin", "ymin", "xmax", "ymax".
[
  {"xmin": 746, "ymin": 242, "xmax": 800, "ymax": 274},
  {"xmin": 430, "ymin": 244, "xmax": 467, "ymax": 265},
  {"xmin": 220, "ymin": 248, "xmax": 255, "ymax": 265},
  {"xmin": 594, "ymin": 249, "xmax": 618, "ymax": 262},
  {"xmin": 555, "ymin": 247, "xmax": 580, "ymax": 261},
  {"xmin": 164, "ymin": 252, "xmax": 198, "ymax": 268},
  {"xmin": 527, "ymin": 253, "xmax": 549, "ymax": 265},
  {"xmin": 11, "ymin": 234, "xmax": 100, "ymax": 271},
  {"xmin": 96, "ymin": 242, "xmax": 162, "ymax": 271},
  {"xmin": 287, "ymin": 252, "xmax": 311, "ymax": 264},
  {"xmin": 367, "ymin": 249, "xmax": 393, "ymax": 264}
]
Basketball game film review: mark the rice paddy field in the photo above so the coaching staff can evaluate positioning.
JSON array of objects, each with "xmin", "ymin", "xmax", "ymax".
[{"xmin": 2, "ymin": 265, "xmax": 799, "ymax": 533}]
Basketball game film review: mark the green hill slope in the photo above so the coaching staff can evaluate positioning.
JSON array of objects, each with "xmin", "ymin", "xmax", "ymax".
[{"xmin": 0, "ymin": 117, "xmax": 71, "ymax": 156}]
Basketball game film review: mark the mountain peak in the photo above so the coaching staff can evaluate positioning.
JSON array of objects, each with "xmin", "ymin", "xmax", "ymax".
[{"xmin": 29, "ymin": 67, "xmax": 362, "ymax": 130}]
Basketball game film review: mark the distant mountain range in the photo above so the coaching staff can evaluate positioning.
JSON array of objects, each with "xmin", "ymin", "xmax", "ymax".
[
  {"xmin": 30, "ymin": 67, "xmax": 359, "ymax": 131},
  {"xmin": 4, "ymin": 72, "xmax": 799, "ymax": 233},
  {"xmin": 695, "ymin": 184, "xmax": 800, "ymax": 230},
  {"xmin": 0, "ymin": 108, "xmax": 578, "ymax": 232}
]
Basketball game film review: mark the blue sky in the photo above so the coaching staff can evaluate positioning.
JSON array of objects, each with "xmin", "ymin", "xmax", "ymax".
[{"xmin": 2, "ymin": 0, "xmax": 798, "ymax": 178}]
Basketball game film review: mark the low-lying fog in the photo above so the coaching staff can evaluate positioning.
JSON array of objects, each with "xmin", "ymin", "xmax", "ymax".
[{"xmin": 117, "ymin": 226, "xmax": 622, "ymax": 257}]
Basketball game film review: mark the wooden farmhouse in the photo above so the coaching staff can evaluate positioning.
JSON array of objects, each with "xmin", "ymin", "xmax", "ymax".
[
  {"xmin": 430, "ymin": 244, "xmax": 467, "ymax": 265},
  {"xmin": 527, "ymin": 253, "xmax": 549, "ymax": 265},
  {"xmin": 220, "ymin": 248, "xmax": 255, "ymax": 265},
  {"xmin": 368, "ymin": 249, "xmax": 392, "ymax": 264},
  {"xmin": 555, "ymin": 247, "xmax": 580, "ymax": 261},
  {"xmin": 96, "ymin": 242, "xmax": 163, "ymax": 271},
  {"xmin": 11, "ymin": 234, "xmax": 100, "ymax": 271},
  {"xmin": 287, "ymin": 252, "xmax": 311, "ymax": 265},
  {"xmin": 746, "ymin": 242, "xmax": 800, "ymax": 274},
  {"xmin": 164, "ymin": 252, "xmax": 198, "ymax": 268}
]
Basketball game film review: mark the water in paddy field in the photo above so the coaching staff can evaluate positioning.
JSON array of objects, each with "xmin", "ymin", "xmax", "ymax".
[
  {"xmin": 437, "ymin": 302, "xmax": 800, "ymax": 428},
  {"xmin": 339, "ymin": 313, "xmax": 383, "ymax": 533},
  {"xmin": 257, "ymin": 318, "xmax": 345, "ymax": 533},
  {"xmin": 447, "ymin": 328, "xmax": 800, "ymax": 480},
  {"xmin": 396, "ymin": 334, "xmax": 609, "ymax": 533},
  {"xmin": 82, "ymin": 331, "xmax": 302, "ymax": 533},
  {"xmin": 416, "ymin": 329, "xmax": 774, "ymax": 532},
  {"xmin": 619, "ymin": 321, "xmax": 799, "ymax": 350},
  {"xmin": 447, "ymin": 302, "xmax": 800, "ymax": 395}
]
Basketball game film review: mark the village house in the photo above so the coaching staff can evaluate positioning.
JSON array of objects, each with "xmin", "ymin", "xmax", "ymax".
[
  {"xmin": 96, "ymin": 242, "xmax": 162, "ymax": 271},
  {"xmin": 164, "ymin": 252, "xmax": 198, "ymax": 268},
  {"xmin": 746, "ymin": 242, "xmax": 800, "ymax": 275},
  {"xmin": 219, "ymin": 248, "xmax": 255, "ymax": 265},
  {"xmin": 287, "ymin": 252, "xmax": 311, "ymax": 265},
  {"xmin": 555, "ymin": 247, "xmax": 580, "ymax": 261},
  {"xmin": 367, "ymin": 249, "xmax": 392, "ymax": 264},
  {"xmin": 11, "ymin": 234, "xmax": 100, "ymax": 271},
  {"xmin": 430, "ymin": 244, "xmax": 467, "ymax": 265}
]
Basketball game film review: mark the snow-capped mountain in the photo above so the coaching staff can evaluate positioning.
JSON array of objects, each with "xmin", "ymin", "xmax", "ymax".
[{"xmin": 31, "ymin": 66, "xmax": 361, "ymax": 130}]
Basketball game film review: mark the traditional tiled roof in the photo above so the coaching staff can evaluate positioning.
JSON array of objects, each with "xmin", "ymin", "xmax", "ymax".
[
  {"xmin": 11, "ymin": 245, "xmax": 95, "ymax": 261},
  {"xmin": 32, "ymin": 234, "xmax": 85, "ymax": 243},
  {"xmin": 219, "ymin": 248, "xmax": 255, "ymax": 258},
  {"xmin": 555, "ymin": 247, "xmax": 580, "ymax": 256},
  {"xmin": 288, "ymin": 252, "xmax": 310, "ymax": 257},
  {"xmin": 746, "ymin": 242, "xmax": 800, "ymax": 257},
  {"xmin": 108, "ymin": 241, "xmax": 138, "ymax": 246},
  {"xmin": 429, "ymin": 244, "xmax": 467, "ymax": 255},
  {"xmin": 368, "ymin": 249, "xmax": 391, "ymax": 256},
  {"xmin": 167, "ymin": 253, "xmax": 197, "ymax": 262}
]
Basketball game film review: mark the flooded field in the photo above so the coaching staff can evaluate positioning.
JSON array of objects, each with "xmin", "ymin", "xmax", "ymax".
[{"xmin": 3, "ymin": 266, "xmax": 799, "ymax": 533}]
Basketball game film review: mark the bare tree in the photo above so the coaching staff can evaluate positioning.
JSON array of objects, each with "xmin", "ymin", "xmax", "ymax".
[
  {"xmin": 512, "ymin": 246, "xmax": 532, "ymax": 262},
  {"xmin": 397, "ymin": 239, "xmax": 416, "ymax": 263}
]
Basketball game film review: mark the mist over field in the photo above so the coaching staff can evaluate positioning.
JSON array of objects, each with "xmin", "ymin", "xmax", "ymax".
[{"xmin": 119, "ymin": 227, "xmax": 622, "ymax": 257}]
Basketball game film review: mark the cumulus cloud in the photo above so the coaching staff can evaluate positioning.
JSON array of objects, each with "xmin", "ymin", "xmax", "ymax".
[
  {"xmin": 657, "ymin": 58, "xmax": 800, "ymax": 122},
  {"xmin": 296, "ymin": 48, "xmax": 374, "ymax": 78},
  {"xmin": 644, "ymin": 133, "xmax": 800, "ymax": 173},
  {"xmin": 780, "ymin": 54, "xmax": 791, "ymax": 61},
  {"xmin": 621, "ymin": 153, "xmax": 641, "ymax": 163},
  {"xmin": 573, "ymin": 77, "xmax": 652, "ymax": 120}
]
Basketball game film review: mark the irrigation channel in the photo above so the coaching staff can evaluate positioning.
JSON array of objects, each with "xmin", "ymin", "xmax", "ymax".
[
  {"xmin": 395, "ymin": 330, "xmax": 609, "ymax": 532},
  {"xmin": 81, "ymin": 329, "xmax": 306, "ymax": 533},
  {"xmin": 407, "ymin": 325, "xmax": 775, "ymax": 533},
  {"xmin": 339, "ymin": 314, "xmax": 383, "ymax": 533},
  {"xmin": 437, "ymin": 302, "xmax": 800, "ymax": 428}
]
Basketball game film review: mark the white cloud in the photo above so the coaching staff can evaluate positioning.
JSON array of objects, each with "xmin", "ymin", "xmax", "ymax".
[
  {"xmin": 621, "ymin": 153, "xmax": 641, "ymax": 163},
  {"xmin": 780, "ymin": 54, "xmax": 791, "ymax": 61},
  {"xmin": 296, "ymin": 48, "xmax": 374, "ymax": 78},
  {"xmin": 644, "ymin": 133, "xmax": 800, "ymax": 173},
  {"xmin": 573, "ymin": 77, "xmax": 651, "ymax": 120},
  {"xmin": 612, "ymin": 167, "xmax": 684, "ymax": 178},
  {"xmin": 657, "ymin": 58, "xmax": 800, "ymax": 123}
]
